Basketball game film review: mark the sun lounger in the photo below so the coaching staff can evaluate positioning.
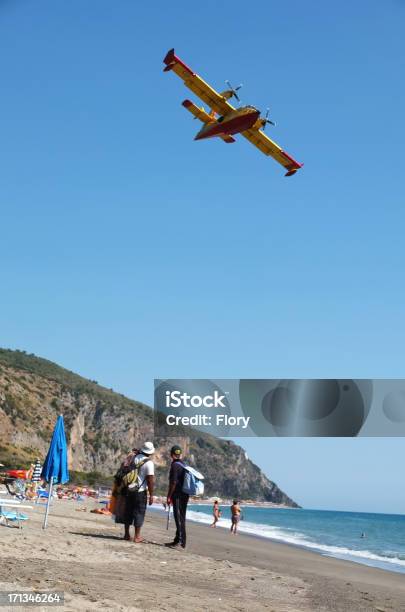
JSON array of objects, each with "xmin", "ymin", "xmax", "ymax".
[
  {"xmin": 36, "ymin": 489, "xmax": 49, "ymax": 499},
  {"xmin": 0, "ymin": 499, "xmax": 33, "ymax": 529},
  {"xmin": 0, "ymin": 510, "xmax": 29, "ymax": 527}
]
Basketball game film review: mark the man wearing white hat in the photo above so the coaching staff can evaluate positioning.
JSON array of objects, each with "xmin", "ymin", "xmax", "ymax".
[{"xmin": 123, "ymin": 441, "xmax": 155, "ymax": 543}]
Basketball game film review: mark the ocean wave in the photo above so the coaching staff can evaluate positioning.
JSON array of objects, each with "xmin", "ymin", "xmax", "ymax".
[{"xmin": 186, "ymin": 509, "xmax": 405, "ymax": 572}]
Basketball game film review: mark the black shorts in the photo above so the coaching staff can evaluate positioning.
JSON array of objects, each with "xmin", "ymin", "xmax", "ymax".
[{"xmin": 124, "ymin": 490, "xmax": 147, "ymax": 527}]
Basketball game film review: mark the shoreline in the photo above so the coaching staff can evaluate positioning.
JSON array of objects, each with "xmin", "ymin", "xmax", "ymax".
[
  {"xmin": 182, "ymin": 504, "xmax": 405, "ymax": 576},
  {"xmin": 192, "ymin": 501, "xmax": 404, "ymax": 516},
  {"xmin": 180, "ymin": 512, "xmax": 405, "ymax": 611},
  {"xmin": 1, "ymin": 498, "xmax": 404, "ymax": 611},
  {"xmin": 188, "ymin": 499, "xmax": 297, "ymax": 508}
]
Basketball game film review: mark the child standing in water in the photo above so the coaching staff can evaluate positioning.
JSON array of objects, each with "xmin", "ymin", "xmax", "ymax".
[{"xmin": 230, "ymin": 500, "xmax": 242, "ymax": 535}]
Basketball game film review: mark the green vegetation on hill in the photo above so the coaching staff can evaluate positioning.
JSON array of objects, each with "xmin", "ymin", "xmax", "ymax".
[{"xmin": 0, "ymin": 348, "xmax": 150, "ymax": 419}]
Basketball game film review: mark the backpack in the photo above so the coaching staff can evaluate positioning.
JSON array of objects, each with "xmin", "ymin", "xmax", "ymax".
[
  {"xmin": 181, "ymin": 464, "xmax": 205, "ymax": 496},
  {"xmin": 118, "ymin": 456, "xmax": 150, "ymax": 494}
]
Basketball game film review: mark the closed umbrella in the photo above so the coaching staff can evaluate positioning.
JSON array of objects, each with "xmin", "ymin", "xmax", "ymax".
[{"xmin": 41, "ymin": 415, "xmax": 69, "ymax": 529}]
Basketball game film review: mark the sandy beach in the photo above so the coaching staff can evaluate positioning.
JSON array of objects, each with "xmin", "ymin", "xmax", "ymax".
[{"xmin": 0, "ymin": 498, "xmax": 404, "ymax": 612}]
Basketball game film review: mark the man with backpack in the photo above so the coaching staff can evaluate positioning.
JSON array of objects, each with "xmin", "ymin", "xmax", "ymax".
[
  {"xmin": 166, "ymin": 445, "xmax": 189, "ymax": 549},
  {"xmin": 122, "ymin": 441, "xmax": 155, "ymax": 543}
]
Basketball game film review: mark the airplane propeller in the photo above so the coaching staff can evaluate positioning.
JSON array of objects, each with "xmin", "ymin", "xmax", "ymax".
[
  {"xmin": 225, "ymin": 80, "xmax": 243, "ymax": 102},
  {"xmin": 262, "ymin": 108, "xmax": 276, "ymax": 130}
]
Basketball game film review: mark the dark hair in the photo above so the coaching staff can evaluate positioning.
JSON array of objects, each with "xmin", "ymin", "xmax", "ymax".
[{"xmin": 233, "ymin": 500, "xmax": 238, "ymax": 504}]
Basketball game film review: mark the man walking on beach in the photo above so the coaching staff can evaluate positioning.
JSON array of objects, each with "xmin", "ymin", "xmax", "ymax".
[
  {"xmin": 123, "ymin": 441, "xmax": 155, "ymax": 543},
  {"xmin": 166, "ymin": 445, "xmax": 188, "ymax": 549}
]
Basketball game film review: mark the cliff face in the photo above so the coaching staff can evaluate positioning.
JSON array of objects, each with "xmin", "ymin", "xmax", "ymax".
[{"xmin": 0, "ymin": 349, "xmax": 299, "ymax": 506}]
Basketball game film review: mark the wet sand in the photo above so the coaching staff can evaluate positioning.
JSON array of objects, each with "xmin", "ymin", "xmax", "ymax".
[{"xmin": 0, "ymin": 498, "xmax": 404, "ymax": 611}]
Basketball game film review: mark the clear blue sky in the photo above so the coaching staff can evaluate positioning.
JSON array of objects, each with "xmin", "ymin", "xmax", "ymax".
[{"xmin": 1, "ymin": 1, "xmax": 404, "ymax": 513}]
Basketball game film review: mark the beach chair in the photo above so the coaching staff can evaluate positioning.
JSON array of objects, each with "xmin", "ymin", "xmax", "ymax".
[
  {"xmin": 0, "ymin": 510, "xmax": 29, "ymax": 528},
  {"xmin": 0, "ymin": 499, "xmax": 32, "ymax": 529},
  {"xmin": 36, "ymin": 489, "xmax": 51, "ymax": 504}
]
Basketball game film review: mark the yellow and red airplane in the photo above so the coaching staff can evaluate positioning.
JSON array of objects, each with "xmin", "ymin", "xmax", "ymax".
[{"xmin": 163, "ymin": 49, "xmax": 303, "ymax": 176}]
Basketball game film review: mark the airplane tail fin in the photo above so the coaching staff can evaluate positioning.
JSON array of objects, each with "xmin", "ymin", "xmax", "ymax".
[
  {"xmin": 182, "ymin": 100, "xmax": 235, "ymax": 144},
  {"xmin": 182, "ymin": 99, "xmax": 212, "ymax": 123}
]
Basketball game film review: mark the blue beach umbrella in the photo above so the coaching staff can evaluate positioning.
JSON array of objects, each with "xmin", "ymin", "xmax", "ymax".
[{"xmin": 41, "ymin": 415, "xmax": 69, "ymax": 528}]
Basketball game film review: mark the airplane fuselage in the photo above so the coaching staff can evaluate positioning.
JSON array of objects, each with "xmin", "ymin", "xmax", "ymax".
[{"xmin": 194, "ymin": 106, "xmax": 260, "ymax": 141}]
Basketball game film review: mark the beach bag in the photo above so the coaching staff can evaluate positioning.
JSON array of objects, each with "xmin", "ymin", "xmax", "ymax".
[
  {"xmin": 113, "ymin": 493, "xmax": 127, "ymax": 524},
  {"xmin": 181, "ymin": 465, "xmax": 205, "ymax": 496}
]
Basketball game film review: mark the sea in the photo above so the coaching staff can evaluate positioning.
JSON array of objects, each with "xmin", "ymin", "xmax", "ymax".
[{"xmin": 186, "ymin": 504, "xmax": 405, "ymax": 574}]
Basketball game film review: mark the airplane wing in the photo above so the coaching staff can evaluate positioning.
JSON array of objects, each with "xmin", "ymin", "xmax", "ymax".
[
  {"xmin": 241, "ymin": 128, "xmax": 303, "ymax": 176},
  {"xmin": 164, "ymin": 48, "xmax": 235, "ymax": 117}
]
